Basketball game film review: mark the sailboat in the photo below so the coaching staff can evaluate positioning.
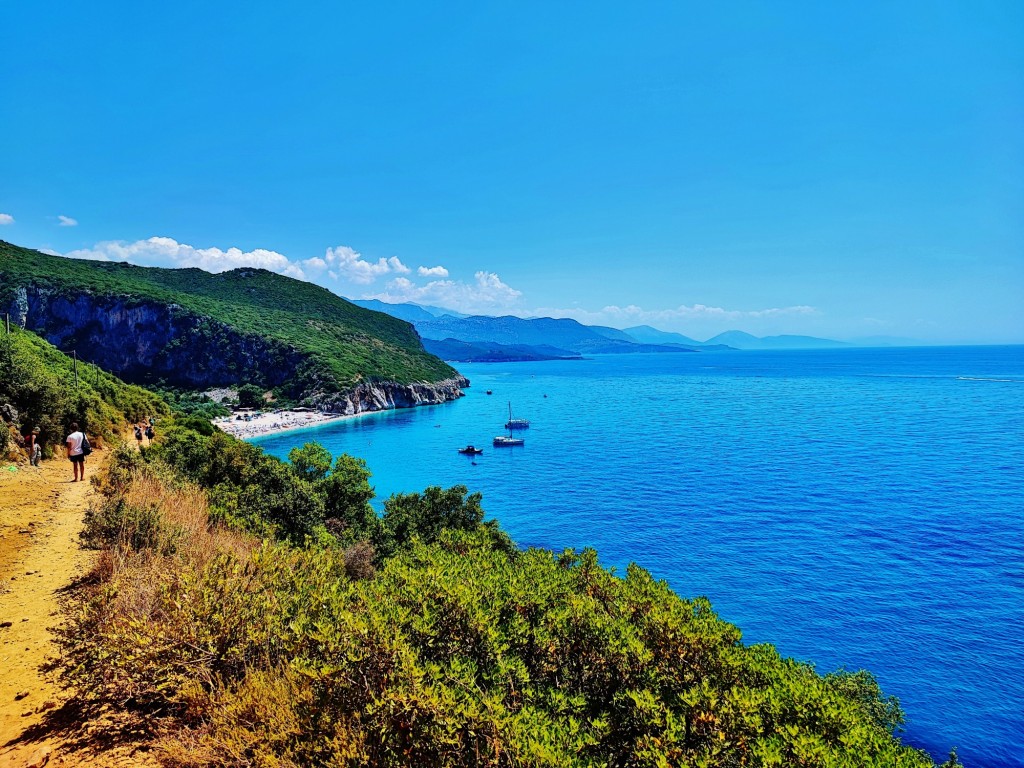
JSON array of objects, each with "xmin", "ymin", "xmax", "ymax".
[
  {"xmin": 493, "ymin": 433, "xmax": 524, "ymax": 447},
  {"xmin": 505, "ymin": 402, "xmax": 529, "ymax": 429},
  {"xmin": 494, "ymin": 403, "xmax": 525, "ymax": 446}
]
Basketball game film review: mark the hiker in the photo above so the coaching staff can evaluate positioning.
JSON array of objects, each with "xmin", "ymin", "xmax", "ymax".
[
  {"xmin": 145, "ymin": 423, "xmax": 154, "ymax": 441},
  {"xmin": 135, "ymin": 423, "xmax": 144, "ymax": 445},
  {"xmin": 25, "ymin": 427, "xmax": 41, "ymax": 467},
  {"xmin": 66, "ymin": 422, "xmax": 87, "ymax": 482}
]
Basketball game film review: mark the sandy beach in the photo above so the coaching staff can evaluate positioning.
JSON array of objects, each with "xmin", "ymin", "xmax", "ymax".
[{"xmin": 214, "ymin": 409, "xmax": 350, "ymax": 439}]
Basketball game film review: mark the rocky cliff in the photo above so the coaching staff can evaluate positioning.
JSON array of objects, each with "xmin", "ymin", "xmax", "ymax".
[
  {"xmin": 314, "ymin": 376, "xmax": 469, "ymax": 415},
  {"xmin": 5, "ymin": 285, "xmax": 468, "ymax": 411},
  {"xmin": 8, "ymin": 285, "xmax": 306, "ymax": 390}
]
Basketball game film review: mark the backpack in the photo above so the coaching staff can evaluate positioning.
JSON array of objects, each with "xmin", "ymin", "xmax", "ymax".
[{"xmin": 81, "ymin": 435, "xmax": 92, "ymax": 455}]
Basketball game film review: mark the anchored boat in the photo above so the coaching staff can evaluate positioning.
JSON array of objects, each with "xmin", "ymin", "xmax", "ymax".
[
  {"xmin": 493, "ymin": 435, "xmax": 524, "ymax": 447},
  {"xmin": 505, "ymin": 402, "xmax": 529, "ymax": 429}
]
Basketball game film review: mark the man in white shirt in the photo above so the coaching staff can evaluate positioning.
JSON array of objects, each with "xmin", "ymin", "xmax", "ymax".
[{"xmin": 65, "ymin": 422, "xmax": 86, "ymax": 482}]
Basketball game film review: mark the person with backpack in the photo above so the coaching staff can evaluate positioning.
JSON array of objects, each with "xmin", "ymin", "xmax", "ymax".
[
  {"xmin": 145, "ymin": 423, "xmax": 154, "ymax": 441},
  {"xmin": 135, "ymin": 423, "xmax": 144, "ymax": 446},
  {"xmin": 65, "ymin": 422, "xmax": 89, "ymax": 482},
  {"xmin": 25, "ymin": 426, "xmax": 41, "ymax": 467}
]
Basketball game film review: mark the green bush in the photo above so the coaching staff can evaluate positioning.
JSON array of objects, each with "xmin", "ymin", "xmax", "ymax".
[
  {"xmin": 375, "ymin": 484, "xmax": 513, "ymax": 560},
  {"xmin": 81, "ymin": 495, "xmax": 173, "ymax": 554}
]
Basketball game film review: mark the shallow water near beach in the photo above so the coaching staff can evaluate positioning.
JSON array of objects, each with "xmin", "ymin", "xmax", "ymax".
[{"xmin": 254, "ymin": 346, "xmax": 1024, "ymax": 766}]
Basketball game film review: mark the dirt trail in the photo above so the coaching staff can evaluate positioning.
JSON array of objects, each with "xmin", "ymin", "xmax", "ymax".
[{"xmin": 0, "ymin": 451, "xmax": 156, "ymax": 768}]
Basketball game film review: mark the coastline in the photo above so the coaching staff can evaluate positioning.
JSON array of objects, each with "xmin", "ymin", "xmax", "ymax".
[
  {"xmin": 215, "ymin": 410, "xmax": 355, "ymax": 440},
  {"xmin": 216, "ymin": 375, "xmax": 472, "ymax": 440}
]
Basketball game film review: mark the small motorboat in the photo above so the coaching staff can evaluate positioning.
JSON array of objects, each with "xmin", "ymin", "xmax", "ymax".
[
  {"xmin": 486, "ymin": 390, "xmax": 493, "ymax": 395},
  {"xmin": 458, "ymin": 445, "xmax": 484, "ymax": 455},
  {"xmin": 493, "ymin": 435, "xmax": 524, "ymax": 447}
]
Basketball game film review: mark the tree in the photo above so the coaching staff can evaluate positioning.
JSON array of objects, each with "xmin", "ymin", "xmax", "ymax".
[
  {"xmin": 237, "ymin": 384, "xmax": 264, "ymax": 409},
  {"xmin": 289, "ymin": 442, "xmax": 332, "ymax": 482},
  {"xmin": 374, "ymin": 485, "xmax": 511, "ymax": 559},
  {"xmin": 321, "ymin": 454, "xmax": 377, "ymax": 545}
]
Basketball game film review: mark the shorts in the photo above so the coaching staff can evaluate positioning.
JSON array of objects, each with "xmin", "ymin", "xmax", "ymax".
[{"xmin": 69, "ymin": 454, "xmax": 85, "ymax": 463}]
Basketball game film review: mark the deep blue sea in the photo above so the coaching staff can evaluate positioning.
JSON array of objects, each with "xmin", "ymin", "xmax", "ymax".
[{"xmin": 254, "ymin": 346, "xmax": 1024, "ymax": 767}]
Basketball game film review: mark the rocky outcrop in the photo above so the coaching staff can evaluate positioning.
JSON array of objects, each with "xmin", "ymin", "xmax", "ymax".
[
  {"xmin": 314, "ymin": 376, "xmax": 470, "ymax": 415},
  {"xmin": 4, "ymin": 285, "xmax": 470, "ymax": 411},
  {"xmin": 7, "ymin": 286, "xmax": 306, "ymax": 390}
]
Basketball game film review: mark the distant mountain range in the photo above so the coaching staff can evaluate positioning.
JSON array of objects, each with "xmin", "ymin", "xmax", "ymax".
[
  {"xmin": 349, "ymin": 299, "xmax": 467, "ymax": 323},
  {"xmin": 421, "ymin": 338, "xmax": 582, "ymax": 363},
  {"xmin": 413, "ymin": 314, "xmax": 703, "ymax": 355},
  {"xmin": 623, "ymin": 325, "xmax": 704, "ymax": 346},
  {"xmin": 356, "ymin": 300, "xmax": 918, "ymax": 358},
  {"xmin": 702, "ymin": 331, "xmax": 849, "ymax": 350}
]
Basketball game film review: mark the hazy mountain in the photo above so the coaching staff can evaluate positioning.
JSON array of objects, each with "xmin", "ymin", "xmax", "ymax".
[
  {"xmin": 349, "ymin": 299, "xmax": 437, "ymax": 323},
  {"xmin": 588, "ymin": 325, "xmax": 639, "ymax": 343},
  {"xmin": 704, "ymin": 331, "xmax": 848, "ymax": 350},
  {"xmin": 422, "ymin": 338, "xmax": 582, "ymax": 362},
  {"xmin": 414, "ymin": 315, "xmax": 699, "ymax": 354},
  {"xmin": 349, "ymin": 299, "xmax": 467, "ymax": 323},
  {"xmin": 623, "ymin": 325, "xmax": 703, "ymax": 346}
]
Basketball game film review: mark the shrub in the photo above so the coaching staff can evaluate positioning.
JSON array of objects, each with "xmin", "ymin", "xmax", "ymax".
[
  {"xmin": 342, "ymin": 540, "xmax": 376, "ymax": 581},
  {"xmin": 374, "ymin": 484, "xmax": 513, "ymax": 560}
]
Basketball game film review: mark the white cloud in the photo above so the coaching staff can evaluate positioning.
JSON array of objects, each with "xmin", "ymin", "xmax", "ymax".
[
  {"xmin": 0, "ymin": 213, "xmax": 13, "ymax": 225},
  {"xmin": 370, "ymin": 271, "xmax": 523, "ymax": 314},
  {"xmin": 64, "ymin": 237, "xmax": 305, "ymax": 279},
  {"xmin": 418, "ymin": 265, "xmax": 449, "ymax": 278},
  {"xmin": 57, "ymin": 215, "xmax": 78, "ymax": 227},
  {"xmin": 318, "ymin": 245, "xmax": 410, "ymax": 284}
]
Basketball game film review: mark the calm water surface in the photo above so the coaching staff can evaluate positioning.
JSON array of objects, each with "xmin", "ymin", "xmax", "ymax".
[{"xmin": 254, "ymin": 346, "xmax": 1024, "ymax": 767}]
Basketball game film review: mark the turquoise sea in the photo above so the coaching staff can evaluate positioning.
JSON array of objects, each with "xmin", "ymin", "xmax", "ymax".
[{"xmin": 254, "ymin": 346, "xmax": 1024, "ymax": 767}]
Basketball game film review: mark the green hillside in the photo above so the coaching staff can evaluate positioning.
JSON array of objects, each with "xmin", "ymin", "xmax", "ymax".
[
  {"xmin": 0, "ymin": 325, "xmax": 167, "ymax": 457},
  {"xmin": 0, "ymin": 240, "xmax": 457, "ymax": 396}
]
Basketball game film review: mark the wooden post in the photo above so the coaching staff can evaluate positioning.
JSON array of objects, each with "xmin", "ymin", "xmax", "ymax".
[{"xmin": 73, "ymin": 350, "xmax": 79, "ymax": 388}]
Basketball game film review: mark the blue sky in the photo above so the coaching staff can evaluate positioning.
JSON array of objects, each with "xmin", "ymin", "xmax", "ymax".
[{"xmin": 1, "ymin": 1, "xmax": 1021, "ymax": 342}]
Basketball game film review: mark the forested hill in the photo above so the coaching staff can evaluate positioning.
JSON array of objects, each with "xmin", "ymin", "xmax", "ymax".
[{"xmin": 0, "ymin": 241, "xmax": 462, "ymax": 407}]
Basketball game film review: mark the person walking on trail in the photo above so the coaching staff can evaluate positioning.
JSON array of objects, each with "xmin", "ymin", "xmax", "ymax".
[
  {"xmin": 66, "ymin": 422, "xmax": 87, "ymax": 482},
  {"xmin": 135, "ymin": 423, "xmax": 143, "ymax": 446},
  {"xmin": 25, "ymin": 427, "xmax": 41, "ymax": 467},
  {"xmin": 145, "ymin": 423, "xmax": 154, "ymax": 441}
]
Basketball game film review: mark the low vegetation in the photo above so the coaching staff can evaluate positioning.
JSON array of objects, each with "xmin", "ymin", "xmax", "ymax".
[{"xmin": 53, "ymin": 414, "xmax": 940, "ymax": 767}]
